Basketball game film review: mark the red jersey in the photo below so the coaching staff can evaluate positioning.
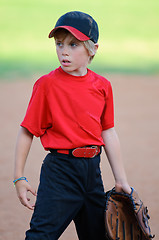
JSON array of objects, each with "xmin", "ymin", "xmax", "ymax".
[{"xmin": 21, "ymin": 67, "xmax": 114, "ymax": 150}]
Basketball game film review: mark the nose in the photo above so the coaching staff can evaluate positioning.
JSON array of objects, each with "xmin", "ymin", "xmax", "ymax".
[{"xmin": 62, "ymin": 45, "xmax": 69, "ymax": 56}]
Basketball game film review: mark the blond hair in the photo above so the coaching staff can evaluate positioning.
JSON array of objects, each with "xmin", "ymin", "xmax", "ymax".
[{"xmin": 83, "ymin": 40, "xmax": 96, "ymax": 63}]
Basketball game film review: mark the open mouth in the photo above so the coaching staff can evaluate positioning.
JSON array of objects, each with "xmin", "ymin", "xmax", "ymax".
[
  {"xmin": 62, "ymin": 60, "xmax": 71, "ymax": 67},
  {"xmin": 62, "ymin": 60, "xmax": 71, "ymax": 63}
]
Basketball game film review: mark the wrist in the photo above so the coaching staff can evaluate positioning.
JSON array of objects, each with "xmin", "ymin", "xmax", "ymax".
[
  {"xmin": 115, "ymin": 181, "xmax": 131, "ymax": 194},
  {"xmin": 14, "ymin": 172, "xmax": 24, "ymax": 180},
  {"xmin": 13, "ymin": 177, "xmax": 28, "ymax": 187},
  {"xmin": 115, "ymin": 176, "xmax": 127, "ymax": 184}
]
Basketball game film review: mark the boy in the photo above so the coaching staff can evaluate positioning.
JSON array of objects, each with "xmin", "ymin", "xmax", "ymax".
[{"xmin": 14, "ymin": 11, "xmax": 131, "ymax": 240}]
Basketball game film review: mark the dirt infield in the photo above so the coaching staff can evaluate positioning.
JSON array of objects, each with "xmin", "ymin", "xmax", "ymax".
[{"xmin": 0, "ymin": 73, "xmax": 158, "ymax": 240}]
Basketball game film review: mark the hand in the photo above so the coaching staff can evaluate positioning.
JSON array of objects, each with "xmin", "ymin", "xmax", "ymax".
[
  {"xmin": 115, "ymin": 181, "xmax": 131, "ymax": 194},
  {"xmin": 15, "ymin": 180, "xmax": 37, "ymax": 210}
]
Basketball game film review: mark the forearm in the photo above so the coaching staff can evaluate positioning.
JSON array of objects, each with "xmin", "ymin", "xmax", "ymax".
[
  {"xmin": 14, "ymin": 126, "xmax": 33, "ymax": 179},
  {"xmin": 102, "ymin": 128, "xmax": 130, "ymax": 193}
]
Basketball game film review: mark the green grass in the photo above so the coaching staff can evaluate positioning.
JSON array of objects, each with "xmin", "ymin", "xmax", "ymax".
[{"xmin": 0, "ymin": 0, "xmax": 159, "ymax": 79}]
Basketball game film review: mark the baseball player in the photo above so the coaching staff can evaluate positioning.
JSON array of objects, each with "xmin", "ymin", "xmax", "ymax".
[{"xmin": 13, "ymin": 11, "xmax": 131, "ymax": 240}]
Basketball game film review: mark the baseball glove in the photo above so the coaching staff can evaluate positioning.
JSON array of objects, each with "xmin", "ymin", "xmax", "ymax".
[{"xmin": 104, "ymin": 187, "xmax": 155, "ymax": 240}]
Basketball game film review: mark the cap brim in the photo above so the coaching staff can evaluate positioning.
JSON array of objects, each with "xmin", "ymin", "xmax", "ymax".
[{"xmin": 48, "ymin": 26, "xmax": 90, "ymax": 41}]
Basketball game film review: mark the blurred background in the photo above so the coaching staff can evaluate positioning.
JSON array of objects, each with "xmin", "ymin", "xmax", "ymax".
[
  {"xmin": 0, "ymin": 0, "xmax": 159, "ymax": 239},
  {"xmin": 0, "ymin": 0, "xmax": 159, "ymax": 79}
]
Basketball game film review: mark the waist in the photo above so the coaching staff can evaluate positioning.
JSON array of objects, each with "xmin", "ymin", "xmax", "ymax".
[{"xmin": 49, "ymin": 146, "xmax": 101, "ymax": 158}]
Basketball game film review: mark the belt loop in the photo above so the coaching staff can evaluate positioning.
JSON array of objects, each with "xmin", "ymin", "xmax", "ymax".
[
  {"xmin": 99, "ymin": 146, "xmax": 102, "ymax": 155},
  {"xmin": 69, "ymin": 149, "xmax": 73, "ymax": 156}
]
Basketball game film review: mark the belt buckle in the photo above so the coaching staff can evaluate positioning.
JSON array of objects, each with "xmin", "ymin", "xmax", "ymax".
[{"xmin": 89, "ymin": 146, "xmax": 98, "ymax": 158}]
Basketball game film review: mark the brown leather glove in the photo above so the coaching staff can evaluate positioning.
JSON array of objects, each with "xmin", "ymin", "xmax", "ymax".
[{"xmin": 104, "ymin": 187, "xmax": 155, "ymax": 240}]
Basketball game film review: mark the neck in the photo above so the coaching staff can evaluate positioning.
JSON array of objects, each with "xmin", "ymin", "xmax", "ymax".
[{"xmin": 61, "ymin": 66, "xmax": 88, "ymax": 77}]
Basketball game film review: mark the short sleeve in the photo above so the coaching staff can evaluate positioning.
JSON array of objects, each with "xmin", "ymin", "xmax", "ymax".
[
  {"xmin": 21, "ymin": 79, "xmax": 52, "ymax": 137},
  {"xmin": 101, "ymin": 82, "xmax": 114, "ymax": 130}
]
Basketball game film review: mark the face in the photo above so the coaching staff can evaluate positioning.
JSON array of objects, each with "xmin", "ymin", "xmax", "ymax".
[{"xmin": 55, "ymin": 33, "xmax": 92, "ymax": 76}]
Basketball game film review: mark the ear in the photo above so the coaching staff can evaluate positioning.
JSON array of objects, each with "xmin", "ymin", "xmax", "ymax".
[
  {"xmin": 89, "ymin": 43, "xmax": 99, "ymax": 56},
  {"xmin": 94, "ymin": 43, "xmax": 99, "ymax": 52}
]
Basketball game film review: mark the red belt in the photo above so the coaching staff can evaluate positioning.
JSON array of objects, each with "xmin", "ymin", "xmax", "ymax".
[{"xmin": 50, "ymin": 146, "xmax": 101, "ymax": 158}]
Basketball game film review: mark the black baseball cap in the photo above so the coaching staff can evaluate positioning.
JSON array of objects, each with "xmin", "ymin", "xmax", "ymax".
[{"xmin": 48, "ymin": 11, "xmax": 99, "ymax": 43}]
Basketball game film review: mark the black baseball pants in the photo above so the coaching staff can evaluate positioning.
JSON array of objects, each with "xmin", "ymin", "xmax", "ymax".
[{"xmin": 25, "ymin": 151, "xmax": 106, "ymax": 240}]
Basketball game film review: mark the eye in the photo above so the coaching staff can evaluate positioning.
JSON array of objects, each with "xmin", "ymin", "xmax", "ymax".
[
  {"xmin": 56, "ymin": 41, "xmax": 63, "ymax": 47},
  {"xmin": 70, "ymin": 42, "xmax": 78, "ymax": 47}
]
